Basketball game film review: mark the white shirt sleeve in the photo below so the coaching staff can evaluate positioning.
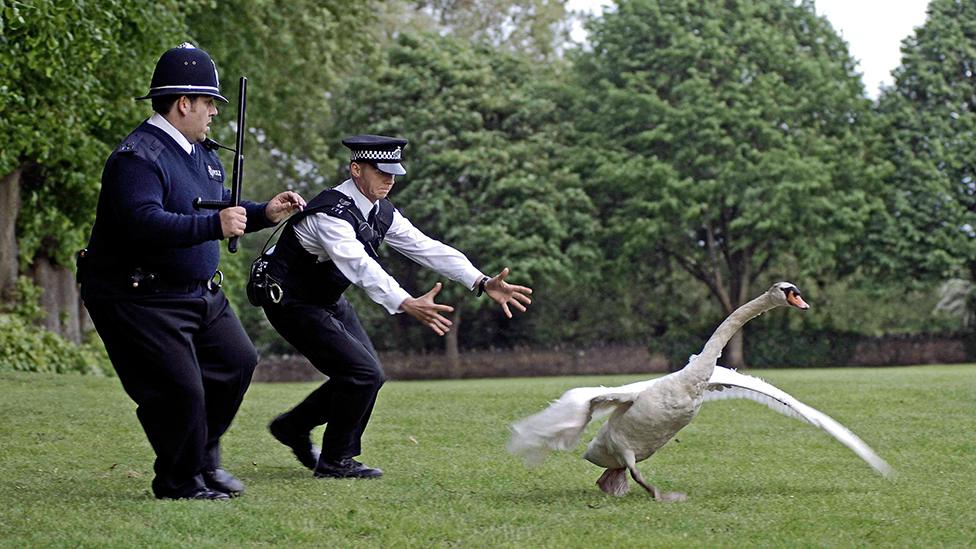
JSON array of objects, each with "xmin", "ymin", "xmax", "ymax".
[
  {"xmin": 294, "ymin": 213, "xmax": 412, "ymax": 314},
  {"xmin": 384, "ymin": 209, "xmax": 485, "ymax": 290}
]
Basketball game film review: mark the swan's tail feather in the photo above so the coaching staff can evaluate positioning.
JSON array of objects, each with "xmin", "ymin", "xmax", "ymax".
[
  {"xmin": 704, "ymin": 366, "xmax": 894, "ymax": 479},
  {"xmin": 507, "ymin": 384, "xmax": 649, "ymax": 467},
  {"xmin": 507, "ymin": 387, "xmax": 608, "ymax": 467}
]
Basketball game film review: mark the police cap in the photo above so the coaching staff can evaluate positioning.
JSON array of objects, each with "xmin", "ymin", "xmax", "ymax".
[
  {"xmin": 135, "ymin": 43, "xmax": 228, "ymax": 103},
  {"xmin": 342, "ymin": 134, "xmax": 408, "ymax": 175}
]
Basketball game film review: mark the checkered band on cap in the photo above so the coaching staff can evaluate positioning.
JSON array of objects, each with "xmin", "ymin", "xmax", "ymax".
[{"xmin": 351, "ymin": 147, "xmax": 402, "ymax": 162}]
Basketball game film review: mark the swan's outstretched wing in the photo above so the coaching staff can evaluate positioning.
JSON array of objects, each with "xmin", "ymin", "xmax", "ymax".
[
  {"xmin": 507, "ymin": 378, "xmax": 661, "ymax": 467},
  {"xmin": 704, "ymin": 366, "xmax": 894, "ymax": 479}
]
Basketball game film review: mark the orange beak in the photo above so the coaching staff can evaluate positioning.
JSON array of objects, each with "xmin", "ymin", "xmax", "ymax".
[{"xmin": 787, "ymin": 291, "xmax": 810, "ymax": 310}]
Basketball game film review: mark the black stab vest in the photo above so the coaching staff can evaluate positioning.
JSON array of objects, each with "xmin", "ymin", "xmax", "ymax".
[{"xmin": 268, "ymin": 189, "xmax": 395, "ymax": 306}]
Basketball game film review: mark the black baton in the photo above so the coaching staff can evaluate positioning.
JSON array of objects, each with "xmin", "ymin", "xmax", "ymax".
[{"xmin": 194, "ymin": 76, "xmax": 248, "ymax": 254}]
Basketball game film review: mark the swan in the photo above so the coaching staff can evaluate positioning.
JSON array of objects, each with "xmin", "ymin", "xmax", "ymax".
[{"xmin": 507, "ymin": 282, "xmax": 893, "ymax": 500}]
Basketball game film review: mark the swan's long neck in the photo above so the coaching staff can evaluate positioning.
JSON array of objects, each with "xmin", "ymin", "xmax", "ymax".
[{"xmin": 682, "ymin": 292, "xmax": 777, "ymax": 384}]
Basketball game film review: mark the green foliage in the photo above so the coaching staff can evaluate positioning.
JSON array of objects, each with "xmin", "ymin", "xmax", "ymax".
[
  {"xmin": 328, "ymin": 32, "xmax": 602, "ymax": 350},
  {"xmin": 744, "ymin": 323, "xmax": 860, "ymax": 368},
  {"xmin": 386, "ymin": 0, "xmax": 574, "ymax": 60},
  {"xmin": 3, "ymin": 275, "xmax": 44, "ymax": 322},
  {"xmin": 0, "ymin": 0, "xmax": 198, "ymax": 267},
  {"xmin": 184, "ymin": 0, "xmax": 386, "ymax": 350},
  {"xmin": 935, "ymin": 278, "xmax": 976, "ymax": 329},
  {"xmin": 1, "ymin": 368, "xmax": 975, "ymax": 545},
  {"xmin": 3, "ymin": 0, "xmax": 972, "ymax": 363},
  {"xmin": 0, "ymin": 276, "xmax": 110, "ymax": 375},
  {"xmin": 570, "ymin": 0, "xmax": 886, "ymax": 312},
  {"xmin": 651, "ymin": 276, "xmax": 965, "ymax": 367},
  {"xmin": 874, "ymin": 0, "xmax": 976, "ymax": 282},
  {"xmin": 648, "ymin": 322, "xmax": 711, "ymax": 370},
  {"xmin": 186, "ymin": 0, "xmax": 384, "ymax": 198},
  {"xmin": 0, "ymin": 314, "xmax": 110, "ymax": 375},
  {"xmin": 809, "ymin": 276, "xmax": 963, "ymax": 336}
]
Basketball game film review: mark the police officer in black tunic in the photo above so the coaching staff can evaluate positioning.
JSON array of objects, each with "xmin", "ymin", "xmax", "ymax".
[
  {"xmin": 263, "ymin": 135, "xmax": 533, "ymax": 478},
  {"xmin": 78, "ymin": 43, "xmax": 305, "ymax": 500}
]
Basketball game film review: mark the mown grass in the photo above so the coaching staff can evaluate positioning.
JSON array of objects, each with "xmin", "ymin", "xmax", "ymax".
[{"xmin": 0, "ymin": 365, "xmax": 974, "ymax": 548}]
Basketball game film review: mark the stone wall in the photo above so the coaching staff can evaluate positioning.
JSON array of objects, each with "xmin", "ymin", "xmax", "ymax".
[
  {"xmin": 253, "ymin": 334, "xmax": 975, "ymax": 383},
  {"xmin": 252, "ymin": 344, "xmax": 668, "ymax": 382},
  {"xmin": 849, "ymin": 334, "xmax": 971, "ymax": 366}
]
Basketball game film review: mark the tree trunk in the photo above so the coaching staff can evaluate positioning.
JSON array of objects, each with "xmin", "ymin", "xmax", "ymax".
[
  {"xmin": 58, "ymin": 264, "xmax": 82, "ymax": 343},
  {"xmin": 0, "ymin": 166, "xmax": 22, "ymax": 297},
  {"xmin": 445, "ymin": 308, "xmax": 461, "ymax": 378},
  {"xmin": 30, "ymin": 255, "xmax": 58, "ymax": 334},
  {"xmin": 723, "ymin": 268, "xmax": 753, "ymax": 369},
  {"xmin": 725, "ymin": 330, "xmax": 745, "ymax": 369},
  {"xmin": 28, "ymin": 254, "xmax": 83, "ymax": 343}
]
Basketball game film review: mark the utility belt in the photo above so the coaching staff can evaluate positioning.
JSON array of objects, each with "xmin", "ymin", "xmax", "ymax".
[
  {"xmin": 127, "ymin": 267, "xmax": 224, "ymax": 294},
  {"xmin": 77, "ymin": 248, "xmax": 223, "ymax": 295},
  {"xmin": 247, "ymin": 253, "xmax": 283, "ymax": 306},
  {"xmin": 246, "ymin": 222, "xmax": 287, "ymax": 307}
]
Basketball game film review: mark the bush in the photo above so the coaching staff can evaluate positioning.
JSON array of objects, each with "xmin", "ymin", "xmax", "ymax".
[
  {"xmin": 0, "ymin": 314, "xmax": 111, "ymax": 376},
  {"xmin": 648, "ymin": 323, "xmax": 714, "ymax": 371},
  {"xmin": 0, "ymin": 276, "xmax": 112, "ymax": 376},
  {"xmin": 745, "ymin": 324, "xmax": 860, "ymax": 368}
]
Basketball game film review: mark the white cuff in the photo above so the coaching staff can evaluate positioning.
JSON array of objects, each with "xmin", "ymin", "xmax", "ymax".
[
  {"xmin": 467, "ymin": 272, "xmax": 488, "ymax": 292},
  {"xmin": 383, "ymin": 287, "xmax": 413, "ymax": 315}
]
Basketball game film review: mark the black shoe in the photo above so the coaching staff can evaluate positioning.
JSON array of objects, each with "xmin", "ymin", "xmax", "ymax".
[
  {"xmin": 269, "ymin": 414, "xmax": 321, "ymax": 470},
  {"xmin": 156, "ymin": 487, "xmax": 230, "ymax": 501},
  {"xmin": 203, "ymin": 468, "xmax": 245, "ymax": 497},
  {"xmin": 314, "ymin": 458, "xmax": 383, "ymax": 479}
]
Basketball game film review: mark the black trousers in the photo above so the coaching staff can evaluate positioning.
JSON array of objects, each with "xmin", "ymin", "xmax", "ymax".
[
  {"xmin": 264, "ymin": 296, "xmax": 385, "ymax": 463},
  {"xmin": 85, "ymin": 289, "xmax": 257, "ymax": 497}
]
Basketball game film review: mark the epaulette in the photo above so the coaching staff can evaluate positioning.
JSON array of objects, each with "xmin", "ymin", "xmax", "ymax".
[
  {"xmin": 329, "ymin": 197, "xmax": 354, "ymax": 216},
  {"xmin": 116, "ymin": 130, "xmax": 166, "ymax": 162},
  {"xmin": 117, "ymin": 135, "xmax": 141, "ymax": 154}
]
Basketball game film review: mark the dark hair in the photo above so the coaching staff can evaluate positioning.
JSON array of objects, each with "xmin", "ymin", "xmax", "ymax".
[
  {"xmin": 151, "ymin": 94, "xmax": 203, "ymax": 115},
  {"xmin": 351, "ymin": 160, "xmax": 380, "ymax": 172}
]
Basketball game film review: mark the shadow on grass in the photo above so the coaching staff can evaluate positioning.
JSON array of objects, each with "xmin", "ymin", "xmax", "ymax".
[
  {"xmin": 484, "ymin": 475, "xmax": 865, "ymax": 507},
  {"xmin": 697, "ymin": 481, "xmax": 858, "ymax": 498},
  {"xmin": 229, "ymin": 466, "xmax": 316, "ymax": 482}
]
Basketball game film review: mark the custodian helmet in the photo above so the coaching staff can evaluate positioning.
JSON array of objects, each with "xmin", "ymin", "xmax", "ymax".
[{"xmin": 135, "ymin": 42, "xmax": 228, "ymax": 103}]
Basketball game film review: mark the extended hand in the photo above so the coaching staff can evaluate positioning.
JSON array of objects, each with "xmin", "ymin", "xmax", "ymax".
[
  {"xmin": 399, "ymin": 282, "xmax": 455, "ymax": 336},
  {"xmin": 484, "ymin": 267, "xmax": 532, "ymax": 318},
  {"xmin": 219, "ymin": 206, "xmax": 247, "ymax": 238},
  {"xmin": 265, "ymin": 191, "xmax": 306, "ymax": 223}
]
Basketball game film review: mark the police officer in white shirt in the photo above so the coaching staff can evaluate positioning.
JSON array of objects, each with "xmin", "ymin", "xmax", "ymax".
[{"xmin": 264, "ymin": 134, "xmax": 532, "ymax": 478}]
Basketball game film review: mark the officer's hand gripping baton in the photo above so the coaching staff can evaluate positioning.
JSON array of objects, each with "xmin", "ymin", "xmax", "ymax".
[{"xmin": 193, "ymin": 76, "xmax": 247, "ymax": 253}]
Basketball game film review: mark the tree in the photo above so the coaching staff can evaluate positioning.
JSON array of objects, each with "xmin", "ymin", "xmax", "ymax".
[
  {"xmin": 186, "ymin": 1, "xmax": 383, "ymax": 196},
  {"xmin": 182, "ymin": 0, "xmax": 387, "ymax": 343},
  {"xmin": 875, "ymin": 0, "xmax": 976, "ymax": 285},
  {"xmin": 329, "ymin": 32, "xmax": 600, "ymax": 371},
  {"xmin": 0, "ymin": 1, "xmax": 383, "ymax": 343},
  {"xmin": 570, "ymin": 0, "xmax": 886, "ymax": 367},
  {"xmin": 0, "ymin": 1, "xmax": 196, "ymax": 338},
  {"xmin": 383, "ymin": 0, "xmax": 574, "ymax": 60}
]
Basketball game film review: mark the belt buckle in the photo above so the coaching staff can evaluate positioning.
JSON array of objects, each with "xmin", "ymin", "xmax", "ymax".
[{"xmin": 207, "ymin": 270, "xmax": 224, "ymax": 292}]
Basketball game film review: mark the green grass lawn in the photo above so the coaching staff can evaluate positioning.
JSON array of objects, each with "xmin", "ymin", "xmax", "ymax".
[{"xmin": 1, "ymin": 365, "xmax": 974, "ymax": 548}]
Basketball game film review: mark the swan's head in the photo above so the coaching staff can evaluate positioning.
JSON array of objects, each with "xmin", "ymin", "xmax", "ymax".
[{"xmin": 768, "ymin": 281, "xmax": 810, "ymax": 310}]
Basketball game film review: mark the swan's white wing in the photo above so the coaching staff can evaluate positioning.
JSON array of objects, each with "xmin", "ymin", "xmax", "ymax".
[
  {"xmin": 704, "ymin": 366, "xmax": 894, "ymax": 479},
  {"xmin": 507, "ymin": 378, "xmax": 661, "ymax": 467}
]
